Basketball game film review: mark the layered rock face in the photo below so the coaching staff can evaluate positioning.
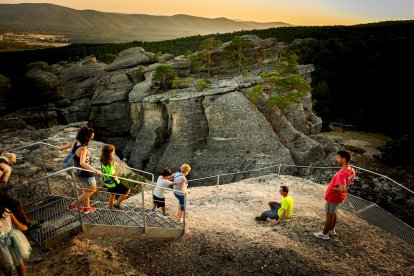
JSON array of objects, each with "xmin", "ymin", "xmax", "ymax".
[{"xmin": 2, "ymin": 35, "xmax": 329, "ymax": 180}]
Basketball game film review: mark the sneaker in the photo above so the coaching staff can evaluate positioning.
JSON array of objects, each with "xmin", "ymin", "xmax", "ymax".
[
  {"xmin": 162, "ymin": 214, "xmax": 169, "ymax": 219},
  {"xmin": 329, "ymin": 229, "xmax": 337, "ymax": 236},
  {"xmin": 67, "ymin": 204, "xmax": 79, "ymax": 211},
  {"xmin": 313, "ymin": 231, "xmax": 330, "ymax": 240},
  {"xmin": 83, "ymin": 206, "xmax": 96, "ymax": 214},
  {"xmin": 113, "ymin": 203, "xmax": 124, "ymax": 210}
]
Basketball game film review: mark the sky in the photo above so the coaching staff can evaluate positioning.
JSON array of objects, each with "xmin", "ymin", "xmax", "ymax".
[{"xmin": 1, "ymin": 0, "xmax": 413, "ymax": 25}]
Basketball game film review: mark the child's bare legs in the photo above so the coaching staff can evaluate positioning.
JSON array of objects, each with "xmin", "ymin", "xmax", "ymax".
[
  {"xmin": 17, "ymin": 262, "xmax": 26, "ymax": 276},
  {"xmin": 108, "ymin": 194, "xmax": 116, "ymax": 208},
  {"xmin": 161, "ymin": 207, "xmax": 166, "ymax": 215},
  {"xmin": 116, "ymin": 189, "xmax": 130, "ymax": 205}
]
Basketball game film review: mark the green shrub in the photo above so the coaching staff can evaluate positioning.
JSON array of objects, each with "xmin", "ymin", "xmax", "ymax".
[
  {"xmin": 100, "ymin": 53, "xmax": 117, "ymax": 64},
  {"xmin": 153, "ymin": 64, "xmax": 178, "ymax": 90},
  {"xmin": 172, "ymin": 77, "xmax": 193, "ymax": 89},
  {"xmin": 342, "ymin": 144, "xmax": 366, "ymax": 154},
  {"xmin": 119, "ymin": 171, "xmax": 147, "ymax": 194},
  {"xmin": 195, "ymin": 79, "xmax": 212, "ymax": 90}
]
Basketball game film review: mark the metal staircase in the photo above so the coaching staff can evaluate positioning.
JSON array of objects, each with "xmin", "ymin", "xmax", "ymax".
[
  {"xmin": 26, "ymin": 195, "xmax": 183, "ymax": 248},
  {"xmin": 5, "ymin": 142, "xmax": 186, "ymax": 249}
]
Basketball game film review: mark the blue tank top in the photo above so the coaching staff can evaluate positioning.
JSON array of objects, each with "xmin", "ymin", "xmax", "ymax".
[{"xmin": 173, "ymin": 172, "xmax": 188, "ymax": 194}]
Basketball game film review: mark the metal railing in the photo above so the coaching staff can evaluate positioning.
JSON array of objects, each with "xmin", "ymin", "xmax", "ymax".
[
  {"xmin": 4, "ymin": 141, "xmax": 186, "ymax": 240},
  {"xmin": 4, "ymin": 140, "xmax": 414, "ymax": 245},
  {"xmin": 31, "ymin": 166, "xmax": 187, "ymax": 230}
]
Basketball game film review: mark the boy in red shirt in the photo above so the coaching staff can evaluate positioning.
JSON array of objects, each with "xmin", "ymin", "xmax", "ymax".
[{"xmin": 314, "ymin": 150, "xmax": 356, "ymax": 240}]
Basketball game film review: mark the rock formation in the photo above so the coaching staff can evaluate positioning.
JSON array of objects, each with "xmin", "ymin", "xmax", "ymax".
[{"xmin": 1, "ymin": 35, "xmax": 331, "ymax": 181}]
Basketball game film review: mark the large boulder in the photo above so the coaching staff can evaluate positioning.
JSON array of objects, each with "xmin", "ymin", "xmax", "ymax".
[
  {"xmin": 106, "ymin": 47, "xmax": 154, "ymax": 71},
  {"xmin": 0, "ymin": 74, "xmax": 12, "ymax": 114},
  {"xmin": 23, "ymin": 66, "xmax": 65, "ymax": 104},
  {"xmin": 127, "ymin": 90, "xmax": 295, "ymax": 181}
]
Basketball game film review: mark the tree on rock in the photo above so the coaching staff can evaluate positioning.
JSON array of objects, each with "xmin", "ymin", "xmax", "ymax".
[
  {"xmin": 153, "ymin": 65, "xmax": 178, "ymax": 90},
  {"xmin": 248, "ymin": 72, "xmax": 310, "ymax": 109},
  {"xmin": 200, "ymin": 36, "xmax": 222, "ymax": 78},
  {"xmin": 276, "ymin": 50, "xmax": 299, "ymax": 75},
  {"xmin": 225, "ymin": 36, "xmax": 255, "ymax": 73}
]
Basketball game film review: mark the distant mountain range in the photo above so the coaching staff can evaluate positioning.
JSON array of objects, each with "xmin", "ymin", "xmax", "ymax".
[{"xmin": 0, "ymin": 3, "xmax": 291, "ymax": 42}]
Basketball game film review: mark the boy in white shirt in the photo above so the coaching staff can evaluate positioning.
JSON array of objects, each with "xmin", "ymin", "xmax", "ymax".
[{"xmin": 151, "ymin": 167, "xmax": 177, "ymax": 218}]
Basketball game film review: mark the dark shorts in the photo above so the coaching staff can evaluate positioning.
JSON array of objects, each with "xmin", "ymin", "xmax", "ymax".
[
  {"xmin": 107, "ymin": 183, "xmax": 130, "ymax": 196},
  {"xmin": 325, "ymin": 201, "xmax": 339, "ymax": 214},
  {"xmin": 153, "ymin": 195, "xmax": 166, "ymax": 208}
]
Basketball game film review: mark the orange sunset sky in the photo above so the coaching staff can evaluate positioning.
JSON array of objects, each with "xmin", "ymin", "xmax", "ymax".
[{"xmin": 1, "ymin": 0, "xmax": 413, "ymax": 25}]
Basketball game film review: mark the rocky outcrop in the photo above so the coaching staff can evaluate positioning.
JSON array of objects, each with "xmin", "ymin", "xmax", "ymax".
[
  {"xmin": 89, "ymin": 67, "xmax": 137, "ymax": 149},
  {"xmin": 23, "ymin": 63, "xmax": 66, "ymax": 104},
  {"xmin": 106, "ymin": 47, "xmax": 154, "ymax": 71},
  {"xmin": 126, "ymin": 89, "xmax": 295, "ymax": 179},
  {"xmin": 261, "ymin": 106, "xmax": 324, "ymax": 165},
  {"xmin": 56, "ymin": 57, "xmax": 107, "ymax": 121},
  {"xmin": 2, "ymin": 35, "xmax": 328, "ymax": 181},
  {"xmin": 0, "ymin": 74, "xmax": 11, "ymax": 114},
  {"xmin": 282, "ymin": 65, "xmax": 322, "ymax": 135}
]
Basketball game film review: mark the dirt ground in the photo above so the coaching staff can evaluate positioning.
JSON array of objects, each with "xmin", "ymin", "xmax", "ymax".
[{"xmin": 27, "ymin": 175, "xmax": 414, "ymax": 275}]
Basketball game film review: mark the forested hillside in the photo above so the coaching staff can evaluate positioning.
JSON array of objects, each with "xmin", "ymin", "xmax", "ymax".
[{"xmin": 1, "ymin": 20, "xmax": 413, "ymax": 136}]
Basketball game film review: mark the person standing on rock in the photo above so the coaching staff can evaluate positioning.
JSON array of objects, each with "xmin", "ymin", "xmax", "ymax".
[
  {"xmin": 59, "ymin": 126, "xmax": 102, "ymax": 214},
  {"xmin": 314, "ymin": 150, "xmax": 356, "ymax": 240},
  {"xmin": 171, "ymin": 164, "xmax": 191, "ymax": 224}
]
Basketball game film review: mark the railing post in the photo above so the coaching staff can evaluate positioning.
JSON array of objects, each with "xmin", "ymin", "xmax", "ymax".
[
  {"xmin": 277, "ymin": 164, "xmax": 282, "ymax": 175},
  {"xmin": 40, "ymin": 143, "xmax": 52, "ymax": 196},
  {"xmin": 215, "ymin": 175, "xmax": 220, "ymax": 207},
  {"xmin": 70, "ymin": 169, "xmax": 83, "ymax": 227},
  {"xmin": 183, "ymin": 192, "xmax": 187, "ymax": 233},
  {"xmin": 141, "ymin": 184, "xmax": 146, "ymax": 232}
]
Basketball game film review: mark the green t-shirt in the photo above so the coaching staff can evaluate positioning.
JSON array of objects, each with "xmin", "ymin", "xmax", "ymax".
[
  {"xmin": 101, "ymin": 163, "xmax": 120, "ymax": 187},
  {"xmin": 278, "ymin": 195, "xmax": 294, "ymax": 219}
]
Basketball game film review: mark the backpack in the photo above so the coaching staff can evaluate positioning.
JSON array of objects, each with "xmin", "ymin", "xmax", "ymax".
[{"xmin": 62, "ymin": 143, "xmax": 81, "ymax": 176}]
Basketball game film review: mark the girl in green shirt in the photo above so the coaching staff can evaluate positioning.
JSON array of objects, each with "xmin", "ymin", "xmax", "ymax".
[{"xmin": 100, "ymin": 144, "xmax": 130, "ymax": 210}]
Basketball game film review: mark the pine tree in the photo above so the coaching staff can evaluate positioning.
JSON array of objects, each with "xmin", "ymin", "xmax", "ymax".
[
  {"xmin": 225, "ymin": 36, "xmax": 255, "ymax": 73},
  {"xmin": 200, "ymin": 36, "xmax": 222, "ymax": 78},
  {"xmin": 153, "ymin": 65, "xmax": 178, "ymax": 90}
]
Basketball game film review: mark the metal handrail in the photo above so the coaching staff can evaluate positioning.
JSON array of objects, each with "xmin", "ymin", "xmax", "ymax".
[
  {"xmin": 5, "ymin": 141, "xmax": 60, "ymax": 152},
  {"xmin": 352, "ymin": 165, "xmax": 413, "ymax": 194},
  {"xmin": 5, "ymin": 140, "xmax": 156, "ymax": 183},
  {"xmin": 186, "ymin": 163, "xmax": 414, "ymax": 194},
  {"xmin": 33, "ymin": 166, "xmax": 184, "ymax": 194}
]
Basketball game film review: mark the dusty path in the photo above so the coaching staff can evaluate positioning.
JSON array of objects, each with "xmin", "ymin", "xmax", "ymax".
[{"xmin": 28, "ymin": 175, "xmax": 414, "ymax": 275}]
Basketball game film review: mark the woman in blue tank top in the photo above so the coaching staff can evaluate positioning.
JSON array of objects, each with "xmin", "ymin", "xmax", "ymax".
[{"xmin": 59, "ymin": 126, "xmax": 102, "ymax": 214}]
